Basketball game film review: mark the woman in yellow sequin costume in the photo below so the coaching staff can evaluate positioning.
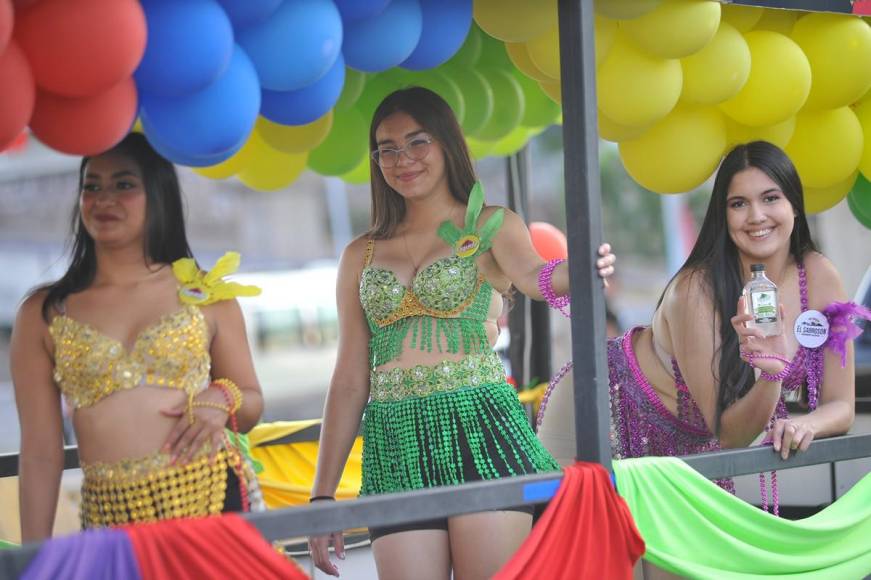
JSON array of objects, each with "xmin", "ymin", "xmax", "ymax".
[
  {"xmin": 10, "ymin": 133, "xmax": 263, "ymax": 541},
  {"xmin": 308, "ymin": 87, "xmax": 616, "ymax": 579}
]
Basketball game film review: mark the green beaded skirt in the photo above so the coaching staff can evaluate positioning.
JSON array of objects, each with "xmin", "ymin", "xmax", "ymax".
[{"xmin": 360, "ymin": 374, "xmax": 560, "ymax": 495}]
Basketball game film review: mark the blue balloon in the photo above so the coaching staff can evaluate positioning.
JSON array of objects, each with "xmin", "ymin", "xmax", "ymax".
[
  {"xmin": 237, "ymin": 0, "xmax": 343, "ymax": 91},
  {"xmin": 343, "ymin": 0, "xmax": 422, "ymax": 72},
  {"xmin": 334, "ymin": 0, "xmax": 390, "ymax": 22},
  {"xmin": 261, "ymin": 54, "xmax": 346, "ymax": 126},
  {"xmin": 139, "ymin": 46, "xmax": 261, "ymax": 166},
  {"xmin": 401, "ymin": 0, "xmax": 472, "ymax": 71},
  {"xmin": 216, "ymin": 0, "xmax": 282, "ymax": 29},
  {"xmin": 135, "ymin": 0, "xmax": 234, "ymax": 97}
]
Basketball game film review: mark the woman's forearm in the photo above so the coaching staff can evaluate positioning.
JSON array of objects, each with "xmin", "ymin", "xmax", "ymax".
[
  {"xmin": 236, "ymin": 389, "xmax": 263, "ymax": 433},
  {"xmin": 19, "ymin": 450, "xmax": 64, "ymax": 542},
  {"xmin": 796, "ymin": 400, "xmax": 854, "ymax": 439},
  {"xmin": 312, "ymin": 384, "xmax": 369, "ymax": 497},
  {"xmin": 718, "ymin": 378, "xmax": 782, "ymax": 448}
]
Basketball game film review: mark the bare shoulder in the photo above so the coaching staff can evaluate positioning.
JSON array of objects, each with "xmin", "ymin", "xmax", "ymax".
[
  {"xmin": 339, "ymin": 235, "xmax": 372, "ymax": 273},
  {"xmin": 802, "ymin": 252, "xmax": 847, "ymax": 304},
  {"xmin": 663, "ymin": 269, "xmax": 710, "ymax": 312},
  {"xmin": 16, "ymin": 289, "xmax": 50, "ymax": 327}
]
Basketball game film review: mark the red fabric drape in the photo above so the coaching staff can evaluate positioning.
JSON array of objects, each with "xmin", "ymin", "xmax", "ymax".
[
  {"xmin": 125, "ymin": 514, "xmax": 308, "ymax": 580},
  {"xmin": 494, "ymin": 462, "xmax": 645, "ymax": 580}
]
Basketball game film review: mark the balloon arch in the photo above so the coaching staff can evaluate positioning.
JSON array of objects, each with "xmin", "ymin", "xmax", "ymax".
[{"xmin": 0, "ymin": 0, "xmax": 870, "ymax": 226}]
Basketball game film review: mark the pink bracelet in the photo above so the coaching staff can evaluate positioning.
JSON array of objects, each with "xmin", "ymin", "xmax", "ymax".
[
  {"xmin": 744, "ymin": 352, "xmax": 792, "ymax": 382},
  {"xmin": 538, "ymin": 259, "xmax": 570, "ymax": 318}
]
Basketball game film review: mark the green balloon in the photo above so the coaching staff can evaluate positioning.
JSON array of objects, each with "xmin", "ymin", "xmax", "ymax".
[
  {"xmin": 512, "ymin": 70, "xmax": 560, "ymax": 128},
  {"xmin": 442, "ymin": 66, "xmax": 494, "ymax": 137},
  {"xmin": 447, "ymin": 24, "xmax": 482, "ymax": 67},
  {"xmin": 405, "ymin": 70, "xmax": 466, "ymax": 125},
  {"xmin": 477, "ymin": 27, "xmax": 513, "ymax": 70},
  {"xmin": 355, "ymin": 69, "xmax": 412, "ymax": 125},
  {"xmin": 307, "ymin": 108, "xmax": 369, "ymax": 176},
  {"xmin": 335, "ymin": 68, "xmax": 367, "ymax": 111},
  {"xmin": 340, "ymin": 155, "xmax": 372, "ymax": 185},
  {"xmin": 848, "ymin": 174, "xmax": 871, "ymax": 230},
  {"xmin": 475, "ymin": 68, "xmax": 524, "ymax": 141}
]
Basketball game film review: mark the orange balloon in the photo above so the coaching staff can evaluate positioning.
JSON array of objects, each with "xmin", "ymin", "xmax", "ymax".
[{"xmin": 529, "ymin": 222, "xmax": 568, "ymax": 260}]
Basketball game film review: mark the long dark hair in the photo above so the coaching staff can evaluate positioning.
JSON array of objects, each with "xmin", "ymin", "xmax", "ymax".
[
  {"xmin": 661, "ymin": 141, "xmax": 817, "ymax": 433},
  {"xmin": 38, "ymin": 133, "xmax": 193, "ymax": 320},
  {"xmin": 367, "ymin": 86, "xmax": 477, "ymax": 239}
]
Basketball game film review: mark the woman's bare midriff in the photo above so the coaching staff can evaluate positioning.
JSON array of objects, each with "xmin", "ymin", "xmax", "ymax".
[{"xmin": 72, "ymin": 385, "xmax": 192, "ymax": 464}]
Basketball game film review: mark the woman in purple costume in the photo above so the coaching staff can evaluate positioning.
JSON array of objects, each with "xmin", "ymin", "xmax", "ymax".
[{"xmin": 608, "ymin": 141, "xmax": 857, "ymax": 471}]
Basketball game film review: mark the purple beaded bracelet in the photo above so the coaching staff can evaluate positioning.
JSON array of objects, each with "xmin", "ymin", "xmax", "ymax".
[
  {"xmin": 744, "ymin": 352, "xmax": 792, "ymax": 382},
  {"xmin": 538, "ymin": 259, "xmax": 570, "ymax": 318}
]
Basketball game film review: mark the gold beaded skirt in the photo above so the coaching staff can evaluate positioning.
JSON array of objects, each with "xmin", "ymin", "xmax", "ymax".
[{"xmin": 80, "ymin": 448, "xmax": 233, "ymax": 529}]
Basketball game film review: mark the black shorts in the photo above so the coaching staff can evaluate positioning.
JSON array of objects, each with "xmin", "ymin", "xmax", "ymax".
[{"xmin": 368, "ymin": 421, "xmax": 540, "ymax": 541}]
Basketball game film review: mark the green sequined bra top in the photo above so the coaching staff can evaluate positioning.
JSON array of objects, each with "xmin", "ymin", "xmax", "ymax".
[
  {"xmin": 360, "ymin": 183, "xmax": 504, "ymax": 368},
  {"xmin": 357, "ymin": 183, "xmax": 560, "ymax": 496}
]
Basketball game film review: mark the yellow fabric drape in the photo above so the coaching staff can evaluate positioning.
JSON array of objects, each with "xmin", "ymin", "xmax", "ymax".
[{"xmin": 249, "ymin": 420, "xmax": 362, "ymax": 508}]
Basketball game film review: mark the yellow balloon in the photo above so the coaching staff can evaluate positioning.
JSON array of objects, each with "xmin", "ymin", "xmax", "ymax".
[
  {"xmin": 622, "ymin": 0, "xmax": 721, "ymax": 59},
  {"xmin": 473, "ymin": 0, "xmax": 557, "ymax": 42},
  {"xmin": 850, "ymin": 97, "xmax": 871, "ymax": 179},
  {"xmin": 726, "ymin": 116, "xmax": 795, "ymax": 149},
  {"xmin": 506, "ymin": 42, "xmax": 554, "ymax": 82},
  {"xmin": 339, "ymin": 155, "xmax": 371, "ymax": 185},
  {"xmin": 597, "ymin": 32, "xmax": 682, "ymax": 127},
  {"xmin": 753, "ymin": 8, "xmax": 797, "ymax": 35},
  {"xmin": 466, "ymin": 136, "xmax": 495, "ymax": 159},
  {"xmin": 594, "ymin": 16, "xmax": 619, "ymax": 68},
  {"xmin": 538, "ymin": 79, "xmax": 562, "ymax": 104},
  {"xmin": 719, "ymin": 31, "xmax": 810, "ymax": 127},
  {"xmin": 619, "ymin": 105, "xmax": 727, "ymax": 193},
  {"xmin": 193, "ymin": 132, "xmax": 257, "ymax": 179},
  {"xmin": 131, "ymin": 118, "xmax": 143, "ymax": 133},
  {"xmin": 237, "ymin": 132, "xmax": 308, "ymax": 192},
  {"xmin": 804, "ymin": 171, "xmax": 857, "ymax": 214},
  {"xmin": 598, "ymin": 110, "xmax": 649, "ymax": 142},
  {"xmin": 526, "ymin": 26, "xmax": 560, "ymax": 80},
  {"xmin": 791, "ymin": 14, "xmax": 871, "ymax": 111},
  {"xmin": 721, "ymin": 4, "xmax": 762, "ymax": 32},
  {"xmin": 255, "ymin": 111, "xmax": 333, "ymax": 154},
  {"xmin": 594, "ymin": 0, "xmax": 660, "ymax": 20},
  {"xmin": 680, "ymin": 21, "xmax": 750, "ymax": 105},
  {"xmin": 785, "ymin": 107, "xmax": 864, "ymax": 189},
  {"xmin": 490, "ymin": 126, "xmax": 533, "ymax": 156}
]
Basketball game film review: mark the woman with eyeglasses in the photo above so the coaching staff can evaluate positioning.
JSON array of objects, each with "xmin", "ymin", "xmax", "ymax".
[{"xmin": 307, "ymin": 87, "xmax": 615, "ymax": 579}]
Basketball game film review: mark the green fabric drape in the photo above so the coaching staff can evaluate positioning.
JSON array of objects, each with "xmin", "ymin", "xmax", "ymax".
[{"xmin": 613, "ymin": 456, "xmax": 871, "ymax": 579}]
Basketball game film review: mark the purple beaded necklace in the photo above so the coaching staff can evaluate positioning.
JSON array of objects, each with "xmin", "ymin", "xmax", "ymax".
[{"xmin": 759, "ymin": 261, "xmax": 822, "ymax": 516}]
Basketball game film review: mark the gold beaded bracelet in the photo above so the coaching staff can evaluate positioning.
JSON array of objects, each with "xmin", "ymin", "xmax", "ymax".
[
  {"xmin": 192, "ymin": 400, "xmax": 232, "ymax": 414},
  {"xmin": 211, "ymin": 378, "xmax": 243, "ymax": 413}
]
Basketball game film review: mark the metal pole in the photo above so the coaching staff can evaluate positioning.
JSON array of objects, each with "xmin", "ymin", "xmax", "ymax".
[
  {"xmin": 506, "ymin": 151, "xmax": 532, "ymax": 388},
  {"xmin": 558, "ymin": 0, "xmax": 611, "ymax": 468}
]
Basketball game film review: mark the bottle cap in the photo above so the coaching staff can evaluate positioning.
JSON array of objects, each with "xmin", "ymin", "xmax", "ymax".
[{"xmin": 750, "ymin": 264, "xmax": 765, "ymax": 272}]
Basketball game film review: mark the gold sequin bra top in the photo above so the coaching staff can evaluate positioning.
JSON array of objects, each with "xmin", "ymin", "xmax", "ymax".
[
  {"xmin": 50, "ymin": 305, "xmax": 211, "ymax": 409},
  {"xmin": 49, "ymin": 252, "xmax": 261, "ymax": 409}
]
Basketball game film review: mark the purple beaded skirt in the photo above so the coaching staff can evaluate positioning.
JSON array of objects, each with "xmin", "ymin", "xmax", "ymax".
[{"xmin": 608, "ymin": 327, "xmax": 734, "ymax": 492}]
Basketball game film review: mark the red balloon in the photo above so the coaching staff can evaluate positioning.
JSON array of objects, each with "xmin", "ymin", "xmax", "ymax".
[
  {"xmin": 29, "ymin": 77, "xmax": 138, "ymax": 155},
  {"xmin": 529, "ymin": 221, "xmax": 568, "ymax": 260},
  {"xmin": 0, "ymin": 40, "xmax": 35, "ymax": 151},
  {"xmin": 0, "ymin": 0, "xmax": 12, "ymax": 54},
  {"xmin": 14, "ymin": 0, "xmax": 146, "ymax": 97}
]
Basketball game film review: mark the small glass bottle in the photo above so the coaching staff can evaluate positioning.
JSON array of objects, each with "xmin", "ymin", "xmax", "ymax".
[{"xmin": 743, "ymin": 263, "xmax": 781, "ymax": 337}]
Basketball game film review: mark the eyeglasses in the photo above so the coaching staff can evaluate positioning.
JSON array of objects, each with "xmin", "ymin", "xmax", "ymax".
[{"xmin": 371, "ymin": 136, "xmax": 433, "ymax": 168}]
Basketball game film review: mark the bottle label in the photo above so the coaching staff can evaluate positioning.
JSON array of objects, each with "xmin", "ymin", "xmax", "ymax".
[
  {"xmin": 794, "ymin": 309, "xmax": 829, "ymax": 348},
  {"xmin": 750, "ymin": 290, "xmax": 777, "ymax": 323}
]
